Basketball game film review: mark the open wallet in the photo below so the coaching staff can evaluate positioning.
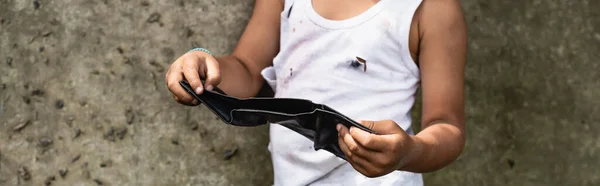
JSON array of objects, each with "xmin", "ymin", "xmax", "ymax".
[{"xmin": 179, "ymin": 80, "xmax": 377, "ymax": 161}]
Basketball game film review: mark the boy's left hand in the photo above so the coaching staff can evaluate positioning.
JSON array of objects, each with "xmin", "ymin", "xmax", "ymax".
[{"xmin": 337, "ymin": 120, "xmax": 418, "ymax": 178}]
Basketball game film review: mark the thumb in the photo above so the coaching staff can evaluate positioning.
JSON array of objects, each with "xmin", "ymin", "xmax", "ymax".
[
  {"xmin": 202, "ymin": 55, "xmax": 221, "ymax": 91},
  {"xmin": 360, "ymin": 120, "xmax": 404, "ymax": 135}
]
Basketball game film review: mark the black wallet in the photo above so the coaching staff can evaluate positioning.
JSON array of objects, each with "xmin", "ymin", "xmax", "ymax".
[{"xmin": 179, "ymin": 81, "xmax": 376, "ymax": 161}]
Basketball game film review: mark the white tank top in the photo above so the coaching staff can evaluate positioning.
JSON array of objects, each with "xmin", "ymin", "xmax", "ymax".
[{"xmin": 260, "ymin": 0, "xmax": 423, "ymax": 185}]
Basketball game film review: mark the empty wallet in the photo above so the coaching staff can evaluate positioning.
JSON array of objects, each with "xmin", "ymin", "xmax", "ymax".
[{"xmin": 179, "ymin": 80, "xmax": 377, "ymax": 161}]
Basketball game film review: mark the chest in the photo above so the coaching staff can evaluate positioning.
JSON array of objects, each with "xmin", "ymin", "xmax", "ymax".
[
  {"xmin": 274, "ymin": 2, "xmax": 407, "ymax": 88},
  {"xmin": 281, "ymin": 0, "xmax": 420, "ymax": 65},
  {"xmin": 272, "ymin": 0, "xmax": 423, "ymax": 90}
]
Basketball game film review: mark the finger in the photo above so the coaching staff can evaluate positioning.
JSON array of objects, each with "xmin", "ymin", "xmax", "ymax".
[
  {"xmin": 343, "ymin": 127, "xmax": 378, "ymax": 158},
  {"xmin": 189, "ymin": 98, "xmax": 199, "ymax": 105},
  {"xmin": 179, "ymin": 99, "xmax": 199, "ymax": 106},
  {"xmin": 338, "ymin": 134, "xmax": 382, "ymax": 177},
  {"xmin": 349, "ymin": 126, "xmax": 389, "ymax": 151},
  {"xmin": 361, "ymin": 120, "xmax": 404, "ymax": 135},
  {"xmin": 338, "ymin": 125, "xmax": 357, "ymax": 159},
  {"xmin": 167, "ymin": 67, "xmax": 197, "ymax": 105},
  {"xmin": 202, "ymin": 55, "xmax": 221, "ymax": 91},
  {"xmin": 165, "ymin": 68, "xmax": 171, "ymax": 82},
  {"xmin": 181, "ymin": 55, "xmax": 205, "ymax": 94},
  {"xmin": 348, "ymin": 153, "xmax": 386, "ymax": 178},
  {"xmin": 171, "ymin": 93, "xmax": 179, "ymax": 102},
  {"xmin": 338, "ymin": 132, "xmax": 368, "ymax": 170},
  {"xmin": 339, "ymin": 124, "xmax": 377, "ymax": 158},
  {"xmin": 197, "ymin": 57, "xmax": 207, "ymax": 80},
  {"xmin": 172, "ymin": 93, "xmax": 198, "ymax": 106}
]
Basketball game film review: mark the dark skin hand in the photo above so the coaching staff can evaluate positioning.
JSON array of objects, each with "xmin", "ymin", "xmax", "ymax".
[
  {"xmin": 166, "ymin": 0, "xmax": 467, "ymax": 178},
  {"xmin": 165, "ymin": 0, "xmax": 283, "ymax": 104},
  {"xmin": 336, "ymin": 0, "xmax": 467, "ymax": 177}
]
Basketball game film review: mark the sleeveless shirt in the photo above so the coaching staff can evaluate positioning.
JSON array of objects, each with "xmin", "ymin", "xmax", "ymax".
[{"xmin": 260, "ymin": 0, "xmax": 424, "ymax": 185}]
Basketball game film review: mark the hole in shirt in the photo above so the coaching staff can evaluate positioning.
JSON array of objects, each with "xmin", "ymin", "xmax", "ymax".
[
  {"xmin": 349, "ymin": 56, "xmax": 367, "ymax": 72},
  {"xmin": 287, "ymin": 4, "xmax": 294, "ymax": 18}
]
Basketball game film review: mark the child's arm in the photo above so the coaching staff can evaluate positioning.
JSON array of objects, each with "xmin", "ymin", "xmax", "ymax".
[
  {"xmin": 166, "ymin": 0, "xmax": 283, "ymax": 104},
  {"xmin": 402, "ymin": 0, "xmax": 467, "ymax": 173},
  {"xmin": 337, "ymin": 0, "xmax": 467, "ymax": 177}
]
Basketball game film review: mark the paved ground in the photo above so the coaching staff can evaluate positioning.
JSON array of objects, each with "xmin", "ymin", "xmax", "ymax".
[{"xmin": 0, "ymin": 0, "xmax": 598, "ymax": 185}]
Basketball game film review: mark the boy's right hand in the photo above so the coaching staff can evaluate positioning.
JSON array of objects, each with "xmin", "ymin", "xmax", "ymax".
[{"xmin": 165, "ymin": 50, "xmax": 221, "ymax": 106}]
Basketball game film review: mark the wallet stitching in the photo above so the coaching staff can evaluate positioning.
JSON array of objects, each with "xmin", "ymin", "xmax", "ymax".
[{"xmin": 233, "ymin": 108, "xmax": 317, "ymax": 117}]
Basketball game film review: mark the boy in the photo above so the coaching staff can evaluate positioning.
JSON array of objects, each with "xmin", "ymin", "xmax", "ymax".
[{"xmin": 166, "ymin": 0, "xmax": 467, "ymax": 185}]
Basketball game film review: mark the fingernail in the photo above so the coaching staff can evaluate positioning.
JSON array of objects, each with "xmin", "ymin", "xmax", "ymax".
[
  {"xmin": 195, "ymin": 87, "xmax": 203, "ymax": 94},
  {"xmin": 336, "ymin": 124, "xmax": 342, "ymax": 131},
  {"xmin": 205, "ymin": 85, "xmax": 214, "ymax": 91}
]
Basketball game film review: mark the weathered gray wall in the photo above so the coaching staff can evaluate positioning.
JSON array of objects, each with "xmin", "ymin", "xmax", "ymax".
[
  {"xmin": 0, "ymin": 0, "xmax": 598, "ymax": 186},
  {"xmin": 417, "ymin": 0, "xmax": 600, "ymax": 185}
]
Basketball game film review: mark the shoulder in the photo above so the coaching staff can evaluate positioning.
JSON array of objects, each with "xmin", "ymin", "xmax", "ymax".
[
  {"xmin": 417, "ymin": 0, "xmax": 466, "ymax": 33},
  {"xmin": 418, "ymin": 0, "xmax": 464, "ymax": 14}
]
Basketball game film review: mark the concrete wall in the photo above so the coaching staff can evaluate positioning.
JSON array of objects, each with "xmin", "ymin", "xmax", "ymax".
[{"xmin": 0, "ymin": 0, "xmax": 598, "ymax": 185}]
